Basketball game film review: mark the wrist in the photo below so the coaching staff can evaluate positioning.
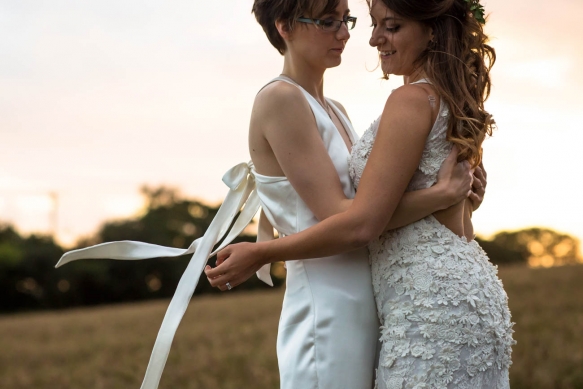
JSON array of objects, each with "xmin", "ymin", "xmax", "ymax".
[
  {"xmin": 255, "ymin": 241, "xmax": 273, "ymax": 266},
  {"xmin": 433, "ymin": 181, "xmax": 455, "ymax": 210}
]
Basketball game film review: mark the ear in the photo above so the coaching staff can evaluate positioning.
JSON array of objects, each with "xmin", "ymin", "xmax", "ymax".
[
  {"xmin": 275, "ymin": 19, "xmax": 293, "ymax": 41},
  {"xmin": 428, "ymin": 26, "xmax": 435, "ymax": 44}
]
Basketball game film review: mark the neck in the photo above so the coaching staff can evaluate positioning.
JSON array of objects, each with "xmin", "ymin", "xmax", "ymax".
[
  {"xmin": 403, "ymin": 68, "xmax": 428, "ymax": 84},
  {"xmin": 281, "ymin": 54, "xmax": 326, "ymax": 104}
]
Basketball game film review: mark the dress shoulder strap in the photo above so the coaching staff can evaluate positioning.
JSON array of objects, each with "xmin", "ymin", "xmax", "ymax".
[
  {"xmin": 256, "ymin": 76, "xmax": 329, "ymax": 129},
  {"xmin": 257, "ymin": 75, "xmax": 302, "ymax": 95},
  {"xmin": 409, "ymin": 78, "xmax": 437, "ymax": 108}
]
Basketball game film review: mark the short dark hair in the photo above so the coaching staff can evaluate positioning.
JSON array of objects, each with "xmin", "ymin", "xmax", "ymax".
[{"xmin": 252, "ymin": 0, "xmax": 340, "ymax": 55}]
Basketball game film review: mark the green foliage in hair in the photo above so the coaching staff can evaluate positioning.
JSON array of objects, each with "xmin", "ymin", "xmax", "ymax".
[{"xmin": 464, "ymin": 0, "xmax": 486, "ymax": 24}]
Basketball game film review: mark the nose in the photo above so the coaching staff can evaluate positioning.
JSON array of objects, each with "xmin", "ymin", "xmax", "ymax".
[
  {"xmin": 336, "ymin": 21, "xmax": 350, "ymax": 40},
  {"xmin": 369, "ymin": 26, "xmax": 384, "ymax": 47}
]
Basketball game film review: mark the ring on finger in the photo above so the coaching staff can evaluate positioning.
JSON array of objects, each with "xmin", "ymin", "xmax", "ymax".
[{"xmin": 226, "ymin": 282, "xmax": 232, "ymax": 290}]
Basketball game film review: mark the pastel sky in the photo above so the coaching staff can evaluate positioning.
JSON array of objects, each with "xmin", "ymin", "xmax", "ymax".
[{"xmin": 1, "ymin": 0, "xmax": 581, "ymax": 247}]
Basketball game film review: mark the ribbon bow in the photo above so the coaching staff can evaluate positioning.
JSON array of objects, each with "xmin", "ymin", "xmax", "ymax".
[{"xmin": 56, "ymin": 161, "xmax": 273, "ymax": 389}]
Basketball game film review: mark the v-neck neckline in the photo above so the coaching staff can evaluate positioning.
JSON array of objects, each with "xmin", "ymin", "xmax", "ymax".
[
  {"xmin": 326, "ymin": 99, "xmax": 356, "ymax": 153},
  {"xmin": 275, "ymin": 75, "xmax": 356, "ymax": 154}
]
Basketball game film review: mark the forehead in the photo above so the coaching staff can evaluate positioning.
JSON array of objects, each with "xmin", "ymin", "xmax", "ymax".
[{"xmin": 369, "ymin": 1, "xmax": 398, "ymax": 19}]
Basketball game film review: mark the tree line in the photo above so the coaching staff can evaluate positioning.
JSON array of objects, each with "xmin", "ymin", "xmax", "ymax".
[{"xmin": 0, "ymin": 186, "xmax": 580, "ymax": 313}]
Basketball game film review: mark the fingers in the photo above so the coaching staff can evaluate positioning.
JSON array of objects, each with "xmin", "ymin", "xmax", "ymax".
[
  {"xmin": 439, "ymin": 148, "xmax": 457, "ymax": 175},
  {"xmin": 215, "ymin": 256, "xmax": 226, "ymax": 267},
  {"xmin": 205, "ymin": 266, "xmax": 232, "ymax": 290},
  {"xmin": 468, "ymin": 191, "xmax": 480, "ymax": 203},
  {"xmin": 205, "ymin": 268, "xmax": 244, "ymax": 292},
  {"xmin": 472, "ymin": 176, "xmax": 485, "ymax": 194},
  {"xmin": 479, "ymin": 161, "xmax": 487, "ymax": 179},
  {"xmin": 473, "ymin": 166, "xmax": 486, "ymax": 184},
  {"xmin": 205, "ymin": 261, "xmax": 227, "ymax": 279},
  {"xmin": 216, "ymin": 247, "xmax": 230, "ymax": 266},
  {"xmin": 445, "ymin": 146, "xmax": 460, "ymax": 165}
]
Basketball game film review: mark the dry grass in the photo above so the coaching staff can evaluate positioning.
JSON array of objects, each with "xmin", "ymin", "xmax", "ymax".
[
  {"xmin": 502, "ymin": 265, "xmax": 583, "ymax": 389},
  {"xmin": 1, "ymin": 265, "xmax": 582, "ymax": 389}
]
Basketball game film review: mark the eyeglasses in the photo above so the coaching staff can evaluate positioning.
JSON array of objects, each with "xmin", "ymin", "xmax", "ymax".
[{"xmin": 297, "ymin": 16, "xmax": 357, "ymax": 32}]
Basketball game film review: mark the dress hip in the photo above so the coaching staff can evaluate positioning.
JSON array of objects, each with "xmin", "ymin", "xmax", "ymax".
[
  {"xmin": 278, "ymin": 247, "xmax": 380, "ymax": 389},
  {"xmin": 369, "ymin": 216, "xmax": 515, "ymax": 389}
]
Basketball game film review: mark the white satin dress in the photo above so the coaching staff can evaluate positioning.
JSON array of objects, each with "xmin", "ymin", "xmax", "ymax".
[
  {"xmin": 255, "ymin": 76, "xmax": 380, "ymax": 389},
  {"xmin": 55, "ymin": 76, "xmax": 379, "ymax": 389}
]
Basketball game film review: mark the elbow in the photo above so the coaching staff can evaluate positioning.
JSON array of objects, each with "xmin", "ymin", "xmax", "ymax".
[
  {"xmin": 348, "ymin": 222, "xmax": 379, "ymax": 249},
  {"xmin": 314, "ymin": 199, "xmax": 352, "ymax": 222}
]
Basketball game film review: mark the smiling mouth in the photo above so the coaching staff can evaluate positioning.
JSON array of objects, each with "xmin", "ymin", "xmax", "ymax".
[{"xmin": 379, "ymin": 50, "xmax": 396, "ymax": 56}]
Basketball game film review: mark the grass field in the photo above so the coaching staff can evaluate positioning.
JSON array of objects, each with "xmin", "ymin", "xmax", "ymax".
[{"xmin": 1, "ymin": 264, "xmax": 582, "ymax": 389}]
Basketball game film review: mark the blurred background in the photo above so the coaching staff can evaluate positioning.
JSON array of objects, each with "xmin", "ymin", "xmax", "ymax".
[{"xmin": 1, "ymin": 0, "xmax": 582, "ymax": 388}]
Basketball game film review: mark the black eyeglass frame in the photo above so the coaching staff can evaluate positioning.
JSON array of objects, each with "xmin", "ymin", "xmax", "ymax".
[{"xmin": 296, "ymin": 16, "xmax": 357, "ymax": 31}]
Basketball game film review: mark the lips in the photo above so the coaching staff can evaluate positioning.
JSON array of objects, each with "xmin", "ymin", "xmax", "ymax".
[{"xmin": 379, "ymin": 50, "xmax": 396, "ymax": 56}]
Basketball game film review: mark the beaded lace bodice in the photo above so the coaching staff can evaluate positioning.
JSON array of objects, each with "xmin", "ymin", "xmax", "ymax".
[
  {"xmin": 349, "ymin": 93, "xmax": 452, "ymax": 193},
  {"xmin": 347, "ymin": 83, "xmax": 514, "ymax": 389}
]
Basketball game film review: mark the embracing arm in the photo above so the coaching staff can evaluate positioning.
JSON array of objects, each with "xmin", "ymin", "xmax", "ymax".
[
  {"xmin": 206, "ymin": 86, "xmax": 435, "ymax": 288},
  {"xmin": 327, "ymin": 100, "xmax": 471, "ymax": 231},
  {"xmin": 386, "ymin": 148, "xmax": 471, "ymax": 230},
  {"xmin": 249, "ymin": 82, "xmax": 352, "ymax": 221},
  {"xmin": 253, "ymin": 86, "xmax": 469, "ymax": 224}
]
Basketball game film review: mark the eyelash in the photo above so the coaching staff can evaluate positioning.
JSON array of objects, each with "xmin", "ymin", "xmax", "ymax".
[{"xmin": 369, "ymin": 23, "xmax": 400, "ymax": 33}]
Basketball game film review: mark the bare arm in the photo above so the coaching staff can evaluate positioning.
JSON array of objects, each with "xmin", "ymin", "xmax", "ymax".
[
  {"xmin": 323, "ymin": 99, "xmax": 472, "ymax": 230},
  {"xmin": 249, "ymin": 82, "xmax": 352, "ymax": 221},
  {"xmin": 253, "ymin": 84, "xmax": 470, "ymax": 225},
  {"xmin": 385, "ymin": 147, "xmax": 471, "ymax": 230},
  {"xmin": 206, "ymin": 86, "xmax": 436, "ymax": 288}
]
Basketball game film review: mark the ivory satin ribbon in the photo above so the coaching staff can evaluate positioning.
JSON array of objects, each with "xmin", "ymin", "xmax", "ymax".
[{"xmin": 55, "ymin": 162, "xmax": 273, "ymax": 389}]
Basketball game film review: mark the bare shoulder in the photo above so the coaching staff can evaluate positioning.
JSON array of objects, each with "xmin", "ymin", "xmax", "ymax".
[
  {"xmin": 253, "ymin": 80, "xmax": 309, "ymax": 118},
  {"xmin": 386, "ymin": 84, "xmax": 434, "ymax": 111},
  {"xmin": 379, "ymin": 84, "xmax": 435, "ymax": 134},
  {"xmin": 384, "ymin": 84, "xmax": 434, "ymax": 119},
  {"xmin": 328, "ymin": 98, "xmax": 351, "ymax": 120}
]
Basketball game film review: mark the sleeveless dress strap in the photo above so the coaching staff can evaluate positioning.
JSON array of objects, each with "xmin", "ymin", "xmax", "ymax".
[
  {"xmin": 409, "ymin": 78, "xmax": 437, "ymax": 108},
  {"xmin": 257, "ymin": 75, "xmax": 300, "ymax": 94},
  {"xmin": 56, "ymin": 161, "xmax": 272, "ymax": 389}
]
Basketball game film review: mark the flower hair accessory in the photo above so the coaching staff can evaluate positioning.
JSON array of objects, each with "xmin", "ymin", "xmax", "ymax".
[{"xmin": 464, "ymin": 0, "xmax": 486, "ymax": 24}]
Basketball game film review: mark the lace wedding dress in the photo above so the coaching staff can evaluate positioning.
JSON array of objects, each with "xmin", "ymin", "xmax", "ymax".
[{"xmin": 349, "ymin": 81, "xmax": 515, "ymax": 389}]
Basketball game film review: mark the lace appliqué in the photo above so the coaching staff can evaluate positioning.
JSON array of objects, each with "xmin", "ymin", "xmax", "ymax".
[
  {"xmin": 369, "ymin": 218, "xmax": 515, "ymax": 389},
  {"xmin": 349, "ymin": 103, "xmax": 452, "ymax": 192},
  {"xmin": 348, "ymin": 94, "xmax": 515, "ymax": 389},
  {"xmin": 349, "ymin": 116, "xmax": 380, "ymax": 189}
]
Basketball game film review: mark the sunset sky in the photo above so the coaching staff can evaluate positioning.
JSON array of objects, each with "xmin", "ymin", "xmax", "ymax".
[{"xmin": 1, "ymin": 0, "xmax": 581, "ymax": 247}]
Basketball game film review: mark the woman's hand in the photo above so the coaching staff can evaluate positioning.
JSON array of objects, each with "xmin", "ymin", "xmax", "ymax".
[
  {"xmin": 204, "ymin": 242, "xmax": 266, "ymax": 291},
  {"xmin": 469, "ymin": 163, "xmax": 487, "ymax": 213},
  {"xmin": 435, "ymin": 146, "xmax": 473, "ymax": 208}
]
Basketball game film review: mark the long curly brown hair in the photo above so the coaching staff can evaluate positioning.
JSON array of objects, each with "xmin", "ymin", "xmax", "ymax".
[{"xmin": 369, "ymin": 0, "xmax": 496, "ymax": 167}]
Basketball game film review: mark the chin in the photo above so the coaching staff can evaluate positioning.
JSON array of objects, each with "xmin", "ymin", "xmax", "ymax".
[{"xmin": 325, "ymin": 58, "xmax": 342, "ymax": 69}]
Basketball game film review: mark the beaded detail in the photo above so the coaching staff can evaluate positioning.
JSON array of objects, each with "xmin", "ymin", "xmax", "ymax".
[{"xmin": 349, "ymin": 84, "xmax": 515, "ymax": 389}]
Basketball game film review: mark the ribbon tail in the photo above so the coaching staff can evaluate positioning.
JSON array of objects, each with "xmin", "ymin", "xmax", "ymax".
[
  {"xmin": 213, "ymin": 172, "xmax": 255, "ymax": 243},
  {"xmin": 209, "ymin": 189, "xmax": 260, "ymax": 257},
  {"xmin": 255, "ymin": 209, "xmax": 275, "ymax": 287},
  {"xmin": 55, "ymin": 240, "xmax": 201, "ymax": 268},
  {"xmin": 139, "ymin": 178, "xmax": 253, "ymax": 389}
]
